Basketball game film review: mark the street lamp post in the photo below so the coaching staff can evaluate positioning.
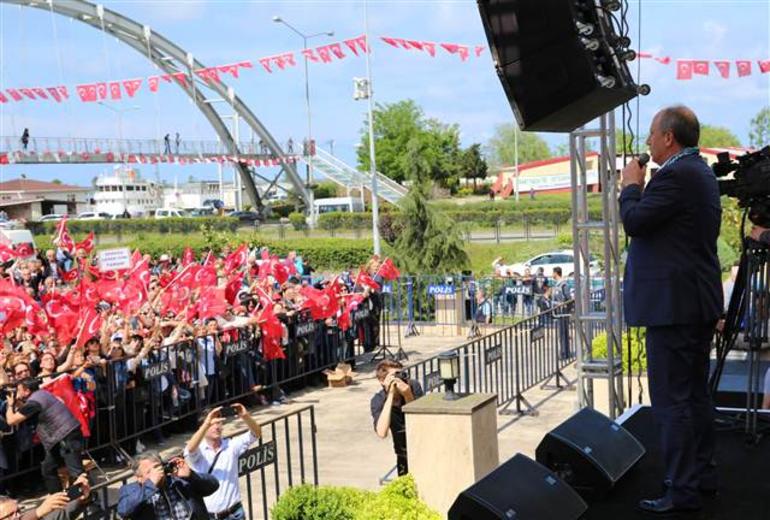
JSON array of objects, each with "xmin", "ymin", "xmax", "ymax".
[
  {"xmin": 97, "ymin": 102, "xmax": 140, "ymax": 152},
  {"xmin": 273, "ymin": 15, "xmax": 333, "ymax": 226},
  {"xmin": 363, "ymin": 0, "xmax": 381, "ymax": 255},
  {"xmin": 204, "ymin": 98, "xmax": 241, "ymax": 210}
]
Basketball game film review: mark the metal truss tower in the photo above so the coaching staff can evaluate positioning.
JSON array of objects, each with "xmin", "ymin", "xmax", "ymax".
[{"xmin": 569, "ymin": 112, "xmax": 625, "ymax": 419}]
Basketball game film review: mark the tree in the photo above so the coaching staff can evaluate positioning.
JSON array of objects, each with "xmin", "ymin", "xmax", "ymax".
[
  {"xmin": 486, "ymin": 124, "xmax": 551, "ymax": 167},
  {"xmin": 699, "ymin": 124, "xmax": 742, "ymax": 148},
  {"xmin": 357, "ymin": 99, "xmax": 462, "ymax": 188},
  {"xmin": 458, "ymin": 144, "xmax": 488, "ymax": 189},
  {"xmin": 615, "ymin": 129, "xmax": 647, "ymax": 155},
  {"xmin": 51, "ymin": 178, "xmax": 62, "ymax": 185},
  {"xmin": 313, "ymin": 181, "xmax": 338, "ymax": 199},
  {"xmin": 749, "ymin": 107, "xmax": 770, "ymax": 148}
]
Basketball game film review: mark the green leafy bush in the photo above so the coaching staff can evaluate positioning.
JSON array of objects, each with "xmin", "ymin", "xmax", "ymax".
[
  {"xmin": 288, "ymin": 212, "xmax": 308, "ymax": 231},
  {"xmin": 28, "ymin": 217, "xmax": 239, "ymax": 236},
  {"xmin": 592, "ymin": 327, "xmax": 647, "ymax": 374},
  {"xmin": 456, "ymin": 187, "xmax": 474, "ymax": 197},
  {"xmin": 269, "ymin": 202, "xmax": 295, "ymax": 219},
  {"xmin": 271, "ymin": 476, "xmax": 440, "ymax": 520}
]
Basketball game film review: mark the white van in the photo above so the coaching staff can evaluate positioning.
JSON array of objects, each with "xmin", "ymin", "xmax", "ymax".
[
  {"xmin": 0, "ymin": 229, "xmax": 36, "ymax": 257},
  {"xmin": 154, "ymin": 208, "xmax": 188, "ymax": 219},
  {"xmin": 313, "ymin": 197, "xmax": 365, "ymax": 215}
]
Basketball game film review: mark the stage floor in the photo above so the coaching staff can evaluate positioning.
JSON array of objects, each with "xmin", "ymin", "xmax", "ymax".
[{"xmin": 584, "ymin": 406, "xmax": 770, "ymax": 520}]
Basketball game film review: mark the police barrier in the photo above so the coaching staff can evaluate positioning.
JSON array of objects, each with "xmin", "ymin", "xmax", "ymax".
[{"xmin": 85, "ymin": 405, "xmax": 318, "ymax": 520}]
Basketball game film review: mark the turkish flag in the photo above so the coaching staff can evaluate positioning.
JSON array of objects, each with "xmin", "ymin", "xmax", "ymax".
[
  {"xmin": 299, "ymin": 285, "xmax": 335, "ymax": 320},
  {"xmin": 258, "ymin": 57, "xmax": 273, "ymax": 73},
  {"xmin": 148, "ymin": 76, "xmax": 160, "ymax": 92},
  {"xmin": 329, "ymin": 43, "xmax": 346, "ymax": 59},
  {"xmin": 676, "ymin": 60, "xmax": 693, "ymax": 80},
  {"xmin": 256, "ymin": 305, "xmax": 286, "ymax": 361},
  {"xmin": 78, "ymin": 277, "xmax": 101, "ymax": 307},
  {"xmin": 118, "ymin": 280, "xmax": 146, "ymax": 315},
  {"xmin": 195, "ymin": 287, "xmax": 227, "ymax": 319},
  {"xmin": 96, "ymin": 82, "xmax": 108, "ymax": 100},
  {"xmin": 301, "ymin": 49, "xmax": 320, "ymax": 63},
  {"xmin": 98, "ymin": 279, "xmax": 126, "ymax": 304},
  {"xmin": 32, "ymin": 87, "xmax": 48, "ymax": 100},
  {"xmin": 25, "ymin": 302, "xmax": 50, "ymax": 337},
  {"xmin": 693, "ymin": 60, "xmax": 709, "ymax": 75},
  {"xmin": 43, "ymin": 293, "xmax": 79, "ymax": 345},
  {"xmin": 316, "ymin": 45, "xmax": 333, "ymax": 63},
  {"xmin": 182, "ymin": 247, "xmax": 195, "ymax": 266},
  {"xmin": 654, "ymin": 56, "xmax": 671, "ymax": 65},
  {"xmin": 57, "ymin": 86, "xmax": 69, "ymax": 99},
  {"xmin": 378, "ymin": 258, "xmax": 401, "ymax": 280},
  {"xmin": 76, "ymin": 84, "xmax": 98, "ymax": 102},
  {"xmin": 43, "ymin": 375, "xmax": 91, "ymax": 438},
  {"xmin": 735, "ymin": 60, "xmax": 752, "ymax": 77},
  {"xmin": 224, "ymin": 244, "xmax": 248, "ymax": 274},
  {"xmin": 161, "ymin": 284, "xmax": 191, "ymax": 316},
  {"xmin": 109, "ymin": 82, "xmax": 122, "ymax": 100},
  {"xmin": 714, "ymin": 61, "xmax": 730, "ymax": 79},
  {"xmin": 15, "ymin": 243, "xmax": 33, "ymax": 257},
  {"xmin": 172, "ymin": 72, "xmax": 188, "ymax": 88},
  {"xmin": 19, "ymin": 88, "xmax": 37, "ymax": 100},
  {"xmin": 0, "ymin": 244, "xmax": 18, "ymax": 263},
  {"xmin": 441, "ymin": 43, "xmax": 470, "ymax": 61},
  {"xmin": 122, "ymin": 78, "xmax": 143, "ymax": 97},
  {"xmin": 475, "ymin": 45, "xmax": 485, "ymax": 57},
  {"xmin": 422, "ymin": 42, "xmax": 436, "ymax": 57},
  {"xmin": 344, "ymin": 35, "xmax": 368, "ymax": 55},
  {"xmin": 0, "ymin": 92, "xmax": 7, "ymax": 104},
  {"xmin": 46, "ymin": 87, "xmax": 62, "ymax": 102},
  {"xmin": 225, "ymin": 273, "xmax": 243, "ymax": 305},
  {"xmin": 62, "ymin": 268, "xmax": 80, "ymax": 283},
  {"xmin": 75, "ymin": 306, "xmax": 103, "ymax": 349},
  {"xmin": 282, "ymin": 52, "xmax": 296, "ymax": 67},
  {"xmin": 6, "ymin": 89, "xmax": 23, "ymax": 101},
  {"xmin": 75, "ymin": 231, "xmax": 95, "ymax": 254},
  {"xmin": 354, "ymin": 270, "xmax": 380, "ymax": 291},
  {"xmin": 128, "ymin": 258, "xmax": 151, "ymax": 291},
  {"xmin": 218, "ymin": 63, "xmax": 241, "ymax": 78},
  {"xmin": 759, "ymin": 60, "xmax": 770, "ymax": 74},
  {"xmin": 194, "ymin": 264, "xmax": 218, "ymax": 288},
  {"xmin": 381, "ymin": 36, "xmax": 401, "ymax": 48}
]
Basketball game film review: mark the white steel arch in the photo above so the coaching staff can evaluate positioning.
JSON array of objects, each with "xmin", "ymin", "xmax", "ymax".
[{"xmin": 1, "ymin": 0, "xmax": 312, "ymax": 210}]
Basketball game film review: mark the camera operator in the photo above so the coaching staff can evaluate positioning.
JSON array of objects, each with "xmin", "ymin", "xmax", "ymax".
[
  {"xmin": 5, "ymin": 378, "xmax": 84, "ymax": 493},
  {"xmin": 0, "ymin": 474, "xmax": 91, "ymax": 520},
  {"xmin": 117, "ymin": 451, "xmax": 219, "ymax": 520},
  {"xmin": 184, "ymin": 404, "xmax": 262, "ymax": 520},
  {"xmin": 370, "ymin": 360, "xmax": 424, "ymax": 476}
]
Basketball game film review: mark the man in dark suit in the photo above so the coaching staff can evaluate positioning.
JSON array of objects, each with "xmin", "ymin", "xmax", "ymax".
[{"xmin": 620, "ymin": 105, "xmax": 722, "ymax": 514}]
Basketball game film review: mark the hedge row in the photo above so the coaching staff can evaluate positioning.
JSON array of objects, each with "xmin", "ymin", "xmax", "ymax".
[
  {"xmin": 33, "ymin": 232, "xmax": 374, "ymax": 272},
  {"xmin": 29, "ymin": 217, "xmax": 240, "ymax": 236},
  {"xmin": 317, "ymin": 206, "xmax": 604, "ymax": 229}
]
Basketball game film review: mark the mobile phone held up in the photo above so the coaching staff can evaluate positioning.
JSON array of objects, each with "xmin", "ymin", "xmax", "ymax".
[
  {"xmin": 65, "ymin": 484, "xmax": 84, "ymax": 501},
  {"xmin": 220, "ymin": 405, "xmax": 238, "ymax": 418}
]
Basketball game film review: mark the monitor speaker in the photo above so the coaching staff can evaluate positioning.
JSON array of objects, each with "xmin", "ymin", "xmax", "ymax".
[
  {"xmin": 477, "ymin": 0, "xmax": 641, "ymax": 132},
  {"xmin": 536, "ymin": 407, "xmax": 645, "ymax": 497},
  {"xmin": 448, "ymin": 453, "xmax": 587, "ymax": 520}
]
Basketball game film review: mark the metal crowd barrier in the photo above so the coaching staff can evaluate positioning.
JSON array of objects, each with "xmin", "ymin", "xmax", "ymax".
[
  {"xmin": 0, "ymin": 303, "xmax": 378, "ymax": 491},
  {"xmin": 83, "ymin": 405, "xmax": 318, "ymax": 520},
  {"xmin": 404, "ymin": 300, "xmax": 582, "ymax": 415}
]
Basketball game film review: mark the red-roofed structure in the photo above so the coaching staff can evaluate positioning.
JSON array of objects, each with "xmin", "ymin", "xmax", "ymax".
[{"xmin": 0, "ymin": 177, "xmax": 91, "ymax": 220}]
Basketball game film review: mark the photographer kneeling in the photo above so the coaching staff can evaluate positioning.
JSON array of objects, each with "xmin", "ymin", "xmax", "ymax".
[
  {"xmin": 117, "ymin": 451, "xmax": 219, "ymax": 520},
  {"xmin": 370, "ymin": 360, "xmax": 424, "ymax": 476},
  {"xmin": 184, "ymin": 404, "xmax": 262, "ymax": 520},
  {"xmin": 0, "ymin": 474, "xmax": 90, "ymax": 520}
]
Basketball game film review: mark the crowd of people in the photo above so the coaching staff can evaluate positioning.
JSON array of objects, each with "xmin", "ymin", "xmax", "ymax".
[{"xmin": 0, "ymin": 217, "xmax": 401, "ymax": 508}]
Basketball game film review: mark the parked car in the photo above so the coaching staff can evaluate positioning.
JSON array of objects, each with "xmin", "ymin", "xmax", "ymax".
[
  {"xmin": 227, "ymin": 210, "xmax": 261, "ymax": 223},
  {"xmin": 188, "ymin": 207, "xmax": 216, "ymax": 217},
  {"xmin": 502, "ymin": 250, "xmax": 600, "ymax": 278},
  {"xmin": 154, "ymin": 208, "xmax": 188, "ymax": 219},
  {"xmin": 76, "ymin": 211, "xmax": 111, "ymax": 220},
  {"xmin": 39, "ymin": 213, "xmax": 66, "ymax": 222}
]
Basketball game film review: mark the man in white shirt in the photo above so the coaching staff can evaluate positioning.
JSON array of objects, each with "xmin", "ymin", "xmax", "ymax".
[{"xmin": 184, "ymin": 404, "xmax": 262, "ymax": 520}]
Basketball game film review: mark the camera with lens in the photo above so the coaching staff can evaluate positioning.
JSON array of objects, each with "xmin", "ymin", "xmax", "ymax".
[
  {"xmin": 394, "ymin": 370, "xmax": 409, "ymax": 382},
  {"xmin": 713, "ymin": 146, "xmax": 770, "ymax": 227},
  {"xmin": 161, "ymin": 459, "xmax": 179, "ymax": 476}
]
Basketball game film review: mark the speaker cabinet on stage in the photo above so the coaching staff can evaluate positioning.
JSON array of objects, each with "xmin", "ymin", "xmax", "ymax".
[
  {"xmin": 536, "ymin": 408, "xmax": 645, "ymax": 497},
  {"xmin": 449, "ymin": 453, "xmax": 587, "ymax": 520},
  {"xmin": 477, "ymin": 0, "xmax": 639, "ymax": 132}
]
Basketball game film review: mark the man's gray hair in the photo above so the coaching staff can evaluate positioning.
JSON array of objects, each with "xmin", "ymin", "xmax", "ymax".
[
  {"xmin": 131, "ymin": 450, "xmax": 162, "ymax": 475},
  {"xmin": 657, "ymin": 105, "xmax": 700, "ymax": 148}
]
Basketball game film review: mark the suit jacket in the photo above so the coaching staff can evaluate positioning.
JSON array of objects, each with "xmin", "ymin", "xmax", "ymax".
[
  {"xmin": 116, "ymin": 471, "xmax": 219, "ymax": 520},
  {"xmin": 620, "ymin": 153, "xmax": 723, "ymax": 327}
]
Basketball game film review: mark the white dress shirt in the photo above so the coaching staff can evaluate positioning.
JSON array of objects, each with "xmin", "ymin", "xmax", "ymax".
[{"xmin": 184, "ymin": 431, "xmax": 257, "ymax": 513}]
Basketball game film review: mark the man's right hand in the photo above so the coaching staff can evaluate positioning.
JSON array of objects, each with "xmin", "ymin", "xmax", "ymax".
[
  {"xmin": 34, "ymin": 492, "xmax": 70, "ymax": 518},
  {"xmin": 204, "ymin": 407, "xmax": 223, "ymax": 427},
  {"xmin": 750, "ymin": 225, "xmax": 769, "ymax": 242},
  {"xmin": 148, "ymin": 464, "xmax": 165, "ymax": 486}
]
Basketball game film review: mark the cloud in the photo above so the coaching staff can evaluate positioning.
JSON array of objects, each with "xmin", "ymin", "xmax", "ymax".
[{"xmin": 703, "ymin": 20, "xmax": 728, "ymax": 47}]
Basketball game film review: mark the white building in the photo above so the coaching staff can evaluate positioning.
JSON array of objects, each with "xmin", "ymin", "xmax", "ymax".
[
  {"xmin": 163, "ymin": 180, "xmax": 237, "ymax": 210},
  {"xmin": 0, "ymin": 178, "xmax": 91, "ymax": 220},
  {"xmin": 93, "ymin": 166, "xmax": 163, "ymax": 217}
]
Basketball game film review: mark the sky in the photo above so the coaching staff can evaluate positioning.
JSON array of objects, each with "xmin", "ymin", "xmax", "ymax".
[{"xmin": 0, "ymin": 0, "xmax": 769, "ymax": 188}]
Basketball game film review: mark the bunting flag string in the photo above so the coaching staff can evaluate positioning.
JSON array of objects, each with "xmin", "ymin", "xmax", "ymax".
[{"xmin": 3, "ymin": 35, "xmax": 770, "ymax": 102}]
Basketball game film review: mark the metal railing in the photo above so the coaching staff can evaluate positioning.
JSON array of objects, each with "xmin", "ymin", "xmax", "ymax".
[
  {"xmin": 1, "ymin": 136, "xmax": 300, "ymax": 157},
  {"xmin": 83, "ymin": 405, "xmax": 318, "ymax": 520}
]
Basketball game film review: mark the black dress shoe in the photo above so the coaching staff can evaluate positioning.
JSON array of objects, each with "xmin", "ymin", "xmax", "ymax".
[
  {"xmin": 663, "ymin": 479, "xmax": 719, "ymax": 497},
  {"xmin": 639, "ymin": 496, "xmax": 701, "ymax": 514}
]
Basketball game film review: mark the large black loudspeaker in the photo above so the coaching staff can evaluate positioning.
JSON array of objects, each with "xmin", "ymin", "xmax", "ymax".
[
  {"xmin": 448, "ymin": 454, "xmax": 587, "ymax": 520},
  {"xmin": 536, "ymin": 408, "xmax": 645, "ymax": 497},
  {"xmin": 477, "ymin": 0, "xmax": 640, "ymax": 132}
]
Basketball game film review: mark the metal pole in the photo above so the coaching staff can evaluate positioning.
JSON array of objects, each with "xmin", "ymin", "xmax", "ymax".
[
  {"xmin": 302, "ymin": 35, "xmax": 316, "ymax": 227},
  {"xmin": 364, "ymin": 0, "xmax": 381, "ymax": 255},
  {"xmin": 234, "ymin": 114, "xmax": 242, "ymax": 211},
  {"xmin": 514, "ymin": 128, "xmax": 520, "ymax": 203}
]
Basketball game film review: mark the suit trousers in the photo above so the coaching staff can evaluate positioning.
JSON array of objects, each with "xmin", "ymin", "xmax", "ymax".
[{"xmin": 646, "ymin": 323, "xmax": 717, "ymax": 508}]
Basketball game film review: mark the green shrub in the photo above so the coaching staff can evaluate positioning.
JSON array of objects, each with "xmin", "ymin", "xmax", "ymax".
[
  {"xmin": 288, "ymin": 212, "xmax": 308, "ymax": 231},
  {"xmin": 592, "ymin": 327, "xmax": 647, "ymax": 374},
  {"xmin": 28, "ymin": 217, "xmax": 239, "ymax": 236},
  {"xmin": 717, "ymin": 236, "xmax": 739, "ymax": 272},
  {"xmin": 271, "ymin": 476, "xmax": 440, "ymax": 520},
  {"xmin": 270, "ymin": 202, "xmax": 295, "ymax": 218},
  {"xmin": 456, "ymin": 187, "xmax": 474, "ymax": 197}
]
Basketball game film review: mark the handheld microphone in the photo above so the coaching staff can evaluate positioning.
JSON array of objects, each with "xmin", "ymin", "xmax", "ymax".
[{"xmin": 637, "ymin": 153, "xmax": 650, "ymax": 167}]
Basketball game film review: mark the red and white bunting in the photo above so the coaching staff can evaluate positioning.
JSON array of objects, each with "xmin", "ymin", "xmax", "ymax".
[
  {"xmin": 693, "ymin": 60, "xmax": 709, "ymax": 75},
  {"xmin": 258, "ymin": 57, "xmax": 273, "ymax": 73},
  {"xmin": 109, "ymin": 81, "xmax": 122, "ymax": 100},
  {"xmin": 76, "ymin": 84, "xmax": 98, "ymax": 102},
  {"xmin": 676, "ymin": 60, "xmax": 693, "ymax": 80},
  {"xmin": 0, "ymin": 92, "xmax": 7, "ymax": 104},
  {"xmin": 316, "ymin": 45, "xmax": 333, "ymax": 63},
  {"xmin": 20, "ymin": 88, "xmax": 36, "ymax": 100},
  {"xmin": 714, "ymin": 60, "xmax": 730, "ymax": 79},
  {"xmin": 301, "ymin": 48, "xmax": 320, "ymax": 63},
  {"xmin": 46, "ymin": 87, "xmax": 62, "ymax": 102},
  {"xmin": 759, "ymin": 60, "xmax": 770, "ymax": 73},
  {"xmin": 737, "ymin": 60, "xmax": 752, "ymax": 77},
  {"xmin": 122, "ymin": 78, "xmax": 142, "ymax": 97},
  {"xmin": 32, "ymin": 87, "xmax": 48, "ymax": 99},
  {"xmin": 148, "ymin": 76, "xmax": 160, "ymax": 92}
]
